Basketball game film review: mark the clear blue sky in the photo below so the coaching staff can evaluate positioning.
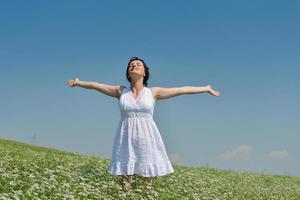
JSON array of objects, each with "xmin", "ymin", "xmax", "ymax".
[{"xmin": 1, "ymin": 0, "xmax": 299, "ymax": 177}]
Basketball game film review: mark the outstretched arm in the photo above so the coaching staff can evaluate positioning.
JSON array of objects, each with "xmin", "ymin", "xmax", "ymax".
[
  {"xmin": 67, "ymin": 77, "xmax": 124, "ymax": 98},
  {"xmin": 151, "ymin": 85, "xmax": 221, "ymax": 101}
]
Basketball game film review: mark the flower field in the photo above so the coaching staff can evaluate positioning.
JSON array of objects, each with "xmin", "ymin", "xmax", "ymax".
[{"xmin": 0, "ymin": 138, "xmax": 299, "ymax": 199}]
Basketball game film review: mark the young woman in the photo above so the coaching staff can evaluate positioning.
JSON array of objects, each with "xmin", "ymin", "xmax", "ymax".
[{"xmin": 67, "ymin": 57, "xmax": 221, "ymax": 190}]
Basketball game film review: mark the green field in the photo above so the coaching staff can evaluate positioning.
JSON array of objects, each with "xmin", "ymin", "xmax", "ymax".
[{"xmin": 0, "ymin": 138, "xmax": 299, "ymax": 199}]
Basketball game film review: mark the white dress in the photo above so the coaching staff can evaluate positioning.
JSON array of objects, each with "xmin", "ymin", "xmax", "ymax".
[{"xmin": 108, "ymin": 85, "xmax": 174, "ymax": 177}]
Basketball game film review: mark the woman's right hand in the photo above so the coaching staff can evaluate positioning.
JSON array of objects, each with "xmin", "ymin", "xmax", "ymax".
[{"xmin": 67, "ymin": 77, "xmax": 79, "ymax": 87}]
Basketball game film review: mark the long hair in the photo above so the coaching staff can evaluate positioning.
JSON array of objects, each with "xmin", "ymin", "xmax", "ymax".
[{"xmin": 126, "ymin": 56, "xmax": 150, "ymax": 86}]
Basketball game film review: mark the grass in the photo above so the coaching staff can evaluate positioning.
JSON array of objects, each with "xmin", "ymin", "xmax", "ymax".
[{"xmin": 0, "ymin": 138, "xmax": 299, "ymax": 199}]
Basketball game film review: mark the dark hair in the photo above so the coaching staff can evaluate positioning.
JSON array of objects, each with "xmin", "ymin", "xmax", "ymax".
[{"xmin": 126, "ymin": 56, "xmax": 150, "ymax": 86}]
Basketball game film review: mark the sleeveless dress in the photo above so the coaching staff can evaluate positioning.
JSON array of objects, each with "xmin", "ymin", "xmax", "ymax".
[{"xmin": 108, "ymin": 86, "xmax": 174, "ymax": 177}]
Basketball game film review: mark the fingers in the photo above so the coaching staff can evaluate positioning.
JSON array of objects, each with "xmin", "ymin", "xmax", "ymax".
[
  {"xmin": 67, "ymin": 77, "xmax": 79, "ymax": 87},
  {"xmin": 67, "ymin": 80, "xmax": 75, "ymax": 87},
  {"xmin": 208, "ymin": 88, "xmax": 221, "ymax": 96},
  {"xmin": 207, "ymin": 85, "xmax": 221, "ymax": 96},
  {"xmin": 213, "ymin": 90, "xmax": 221, "ymax": 96}
]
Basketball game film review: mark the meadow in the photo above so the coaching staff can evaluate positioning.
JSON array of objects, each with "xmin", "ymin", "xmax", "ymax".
[{"xmin": 0, "ymin": 138, "xmax": 299, "ymax": 199}]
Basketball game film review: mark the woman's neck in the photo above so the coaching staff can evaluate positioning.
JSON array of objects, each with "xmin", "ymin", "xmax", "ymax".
[{"xmin": 130, "ymin": 79, "xmax": 144, "ymax": 92}]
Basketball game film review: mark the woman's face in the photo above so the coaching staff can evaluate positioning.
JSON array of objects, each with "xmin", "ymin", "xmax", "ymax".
[{"xmin": 128, "ymin": 60, "xmax": 146, "ymax": 78}]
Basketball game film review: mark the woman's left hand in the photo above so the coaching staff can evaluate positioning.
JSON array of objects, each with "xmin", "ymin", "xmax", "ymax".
[{"xmin": 207, "ymin": 85, "xmax": 221, "ymax": 96}]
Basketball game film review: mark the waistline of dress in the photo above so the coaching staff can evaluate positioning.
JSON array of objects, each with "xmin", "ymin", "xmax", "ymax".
[{"xmin": 121, "ymin": 112, "xmax": 153, "ymax": 118}]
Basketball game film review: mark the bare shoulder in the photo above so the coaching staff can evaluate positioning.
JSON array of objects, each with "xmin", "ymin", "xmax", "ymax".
[
  {"xmin": 149, "ymin": 86, "xmax": 162, "ymax": 100},
  {"xmin": 118, "ymin": 85, "xmax": 126, "ymax": 90},
  {"xmin": 149, "ymin": 86, "xmax": 171, "ymax": 93},
  {"xmin": 117, "ymin": 85, "xmax": 126, "ymax": 95},
  {"xmin": 149, "ymin": 86, "xmax": 183, "ymax": 100},
  {"xmin": 149, "ymin": 87, "xmax": 159, "ymax": 94},
  {"xmin": 148, "ymin": 87, "xmax": 155, "ymax": 100},
  {"xmin": 149, "ymin": 87, "xmax": 157, "ymax": 91}
]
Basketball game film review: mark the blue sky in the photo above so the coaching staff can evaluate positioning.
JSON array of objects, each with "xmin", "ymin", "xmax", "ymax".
[{"xmin": 1, "ymin": 0, "xmax": 299, "ymax": 177}]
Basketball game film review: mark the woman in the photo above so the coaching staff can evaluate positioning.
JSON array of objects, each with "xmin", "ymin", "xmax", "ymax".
[{"xmin": 67, "ymin": 56, "xmax": 221, "ymax": 190}]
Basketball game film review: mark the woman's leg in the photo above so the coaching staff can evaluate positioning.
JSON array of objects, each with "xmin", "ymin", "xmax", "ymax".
[
  {"xmin": 119, "ymin": 175, "xmax": 133, "ymax": 190},
  {"xmin": 119, "ymin": 175, "xmax": 133, "ymax": 182},
  {"xmin": 143, "ymin": 176, "xmax": 155, "ymax": 185},
  {"xmin": 125, "ymin": 175, "xmax": 133, "ymax": 183}
]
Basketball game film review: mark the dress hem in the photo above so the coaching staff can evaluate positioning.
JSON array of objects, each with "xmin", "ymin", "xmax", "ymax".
[{"xmin": 108, "ymin": 159, "xmax": 175, "ymax": 177}]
